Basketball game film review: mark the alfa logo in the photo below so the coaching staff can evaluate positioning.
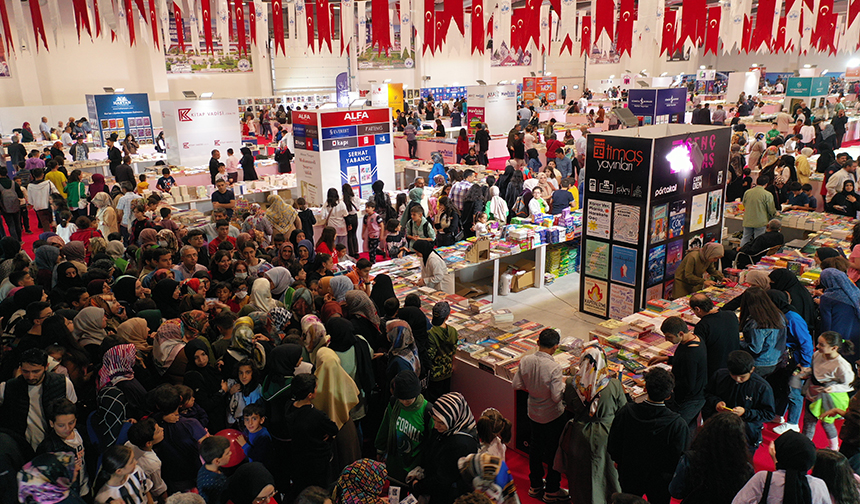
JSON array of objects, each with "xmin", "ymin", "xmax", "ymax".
[{"xmin": 178, "ymin": 108, "xmax": 192, "ymax": 121}]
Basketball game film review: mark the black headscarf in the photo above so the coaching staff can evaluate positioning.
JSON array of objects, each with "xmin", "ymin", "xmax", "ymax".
[
  {"xmin": 226, "ymin": 462, "xmax": 275, "ymax": 504},
  {"xmin": 151, "ymin": 279, "xmax": 181, "ymax": 319},
  {"xmin": 769, "ymin": 268, "xmax": 816, "ymax": 331},
  {"xmin": 412, "ymin": 240, "xmax": 438, "ymax": 266},
  {"xmin": 113, "ymin": 276, "xmax": 139, "ymax": 306},
  {"xmin": 14, "ymin": 286, "xmax": 44, "ymax": 311},
  {"xmin": 497, "ymin": 164, "xmax": 514, "ymax": 199},
  {"xmin": 370, "ymin": 274, "xmax": 396, "ymax": 315},
  {"xmin": 0, "ymin": 237, "xmax": 19, "ymax": 261},
  {"xmin": 816, "ymin": 246, "xmax": 844, "ymax": 261},
  {"xmin": 54, "ymin": 262, "xmax": 83, "ymax": 291},
  {"xmin": 268, "ymin": 344, "xmax": 303, "ymax": 377},
  {"xmin": 327, "ymin": 316, "xmax": 357, "ymax": 352},
  {"xmin": 774, "ymin": 430, "xmax": 816, "ymax": 504},
  {"xmin": 183, "ymin": 338, "xmax": 222, "ymax": 398},
  {"xmin": 326, "ymin": 317, "xmax": 375, "ymax": 397},
  {"xmin": 767, "ymin": 289, "xmax": 797, "ymax": 314}
]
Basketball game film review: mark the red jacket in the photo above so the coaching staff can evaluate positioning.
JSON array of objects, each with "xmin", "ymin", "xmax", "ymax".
[{"xmin": 457, "ymin": 136, "xmax": 469, "ymax": 156}]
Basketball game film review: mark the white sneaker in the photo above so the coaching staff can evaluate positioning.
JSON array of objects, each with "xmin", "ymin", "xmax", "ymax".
[
  {"xmin": 770, "ymin": 415, "xmax": 785, "ymax": 424},
  {"xmin": 773, "ymin": 423, "xmax": 800, "ymax": 435}
]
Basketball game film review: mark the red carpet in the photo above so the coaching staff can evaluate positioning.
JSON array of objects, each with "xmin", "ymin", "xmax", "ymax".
[{"xmin": 20, "ymin": 206, "xmax": 42, "ymax": 257}]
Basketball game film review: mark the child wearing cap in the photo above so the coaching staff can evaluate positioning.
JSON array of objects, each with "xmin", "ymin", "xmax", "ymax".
[
  {"xmin": 375, "ymin": 369, "xmax": 434, "ymax": 489},
  {"xmin": 427, "ymin": 301, "xmax": 459, "ymax": 401}
]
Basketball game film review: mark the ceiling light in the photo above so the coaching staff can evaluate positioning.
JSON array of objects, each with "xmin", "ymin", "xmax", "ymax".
[
  {"xmin": 821, "ymin": 69, "xmax": 829, "ymax": 75},
  {"xmin": 660, "ymin": 72, "xmax": 668, "ymax": 76},
  {"xmin": 114, "ymin": 88, "xmax": 125, "ymax": 93},
  {"xmin": 751, "ymin": 63, "xmax": 758, "ymax": 67},
  {"xmin": 609, "ymin": 74, "xmax": 615, "ymax": 78},
  {"xmin": 699, "ymin": 65, "xmax": 706, "ymax": 69},
  {"xmin": 849, "ymin": 58, "xmax": 860, "ymax": 67},
  {"xmin": 511, "ymin": 79, "xmax": 517, "ymax": 83},
  {"xmin": 804, "ymin": 64, "xmax": 811, "ymax": 68},
  {"xmin": 545, "ymin": 72, "xmax": 551, "ymax": 76},
  {"xmin": 102, "ymin": 87, "xmax": 114, "ymax": 93},
  {"xmin": 200, "ymin": 92, "xmax": 214, "ymax": 98},
  {"xmin": 383, "ymin": 79, "xmax": 391, "ymax": 83}
]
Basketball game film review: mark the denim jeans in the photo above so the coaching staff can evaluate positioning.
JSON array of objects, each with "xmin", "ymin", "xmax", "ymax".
[
  {"xmin": 786, "ymin": 383, "xmax": 803, "ymax": 424},
  {"xmin": 741, "ymin": 226, "xmax": 766, "ymax": 247}
]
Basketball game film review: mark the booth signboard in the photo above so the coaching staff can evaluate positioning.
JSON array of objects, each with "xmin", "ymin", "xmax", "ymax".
[
  {"xmin": 85, "ymin": 93, "xmax": 153, "ymax": 148},
  {"xmin": 466, "ymin": 85, "xmax": 517, "ymax": 138},
  {"xmin": 846, "ymin": 67, "xmax": 860, "ymax": 80},
  {"xmin": 467, "ymin": 107, "xmax": 485, "ymax": 135},
  {"xmin": 160, "ymin": 99, "xmax": 242, "ymax": 168},
  {"xmin": 627, "ymin": 88, "xmax": 687, "ymax": 125},
  {"xmin": 370, "ymin": 83, "xmax": 404, "ymax": 117},
  {"xmin": 580, "ymin": 124, "xmax": 730, "ymax": 319},
  {"xmin": 522, "ymin": 77, "xmax": 558, "ymax": 102},
  {"xmin": 292, "ymin": 108, "xmax": 395, "ymax": 205},
  {"xmin": 336, "ymin": 73, "xmax": 350, "ymax": 108},
  {"xmin": 785, "ymin": 77, "xmax": 830, "ymax": 97},
  {"xmin": 696, "ymin": 70, "xmax": 716, "ymax": 81}
]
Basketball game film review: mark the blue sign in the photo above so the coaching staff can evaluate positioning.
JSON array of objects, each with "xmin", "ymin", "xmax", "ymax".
[
  {"xmin": 322, "ymin": 126, "xmax": 358, "ymax": 139},
  {"xmin": 339, "ymin": 146, "xmax": 378, "ymax": 186},
  {"xmin": 374, "ymin": 134, "xmax": 390, "ymax": 145},
  {"xmin": 336, "ymin": 72, "xmax": 350, "ymax": 108},
  {"xmin": 627, "ymin": 89, "xmax": 657, "ymax": 116},
  {"xmin": 85, "ymin": 93, "xmax": 153, "ymax": 148},
  {"xmin": 655, "ymin": 88, "xmax": 687, "ymax": 115},
  {"xmin": 785, "ymin": 77, "xmax": 828, "ymax": 97},
  {"xmin": 293, "ymin": 124, "xmax": 306, "ymax": 137}
]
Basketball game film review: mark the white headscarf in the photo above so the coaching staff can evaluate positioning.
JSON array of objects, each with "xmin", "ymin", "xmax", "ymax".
[
  {"xmin": 250, "ymin": 277, "xmax": 279, "ymax": 312},
  {"xmin": 488, "ymin": 186, "xmax": 509, "ymax": 221}
]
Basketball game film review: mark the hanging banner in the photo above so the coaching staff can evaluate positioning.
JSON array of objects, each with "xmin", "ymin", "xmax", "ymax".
[
  {"xmin": 471, "ymin": 0, "xmax": 484, "ymax": 53},
  {"xmin": 317, "ymin": 0, "xmax": 332, "ymax": 53},
  {"xmin": 272, "ymin": 0, "xmax": 284, "ymax": 54},
  {"xmin": 164, "ymin": 4, "xmax": 253, "ymax": 73},
  {"xmin": 201, "ymin": 0, "xmax": 214, "ymax": 52},
  {"xmin": 704, "ymin": 5, "xmax": 720, "ymax": 55},
  {"xmin": 29, "ymin": 0, "xmax": 50, "ymax": 51},
  {"xmin": 148, "ymin": 0, "xmax": 159, "ymax": 48},
  {"xmin": 0, "ymin": 0, "xmax": 13, "ymax": 55},
  {"xmin": 580, "ymin": 14, "xmax": 591, "ymax": 55},
  {"xmin": 616, "ymin": 0, "xmax": 634, "ymax": 56},
  {"xmin": 661, "ymin": 8, "xmax": 675, "ymax": 56},
  {"xmin": 371, "ymin": 0, "xmax": 391, "ymax": 52}
]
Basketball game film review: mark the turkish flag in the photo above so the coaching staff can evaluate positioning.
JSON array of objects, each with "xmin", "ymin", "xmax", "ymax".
[
  {"xmin": 93, "ymin": 0, "xmax": 102, "ymax": 38},
  {"xmin": 305, "ymin": 1, "xmax": 315, "ymax": 52},
  {"xmin": 580, "ymin": 14, "xmax": 591, "ymax": 56},
  {"xmin": 820, "ymin": 11, "xmax": 838, "ymax": 53},
  {"xmin": 814, "ymin": 0, "xmax": 834, "ymax": 51},
  {"xmin": 423, "ymin": 0, "xmax": 434, "ymax": 54},
  {"xmin": 272, "ymin": 0, "xmax": 284, "ymax": 55},
  {"xmin": 372, "ymin": 0, "xmax": 392, "ymax": 53},
  {"xmin": 236, "ymin": 0, "xmax": 247, "ymax": 54},
  {"xmin": 317, "ymin": 0, "xmax": 332, "ymax": 53},
  {"xmin": 704, "ymin": 5, "xmax": 720, "ymax": 55},
  {"xmin": 0, "ymin": 0, "xmax": 12, "ymax": 54},
  {"xmin": 524, "ymin": 0, "xmax": 541, "ymax": 50},
  {"xmin": 148, "ymin": 0, "xmax": 159, "ymax": 49},
  {"xmin": 124, "ymin": 0, "xmax": 136, "ymax": 47},
  {"xmin": 751, "ymin": 0, "xmax": 777, "ymax": 50},
  {"xmin": 436, "ymin": 13, "xmax": 449, "ymax": 52},
  {"xmin": 511, "ymin": 8, "xmax": 525, "ymax": 50},
  {"xmin": 133, "ymin": 0, "xmax": 146, "ymax": 22},
  {"xmin": 471, "ymin": 0, "xmax": 485, "ymax": 54},
  {"xmin": 445, "ymin": 0, "xmax": 464, "ymax": 35},
  {"xmin": 616, "ymin": 0, "xmax": 634, "ymax": 57},
  {"xmin": 775, "ymin": 15, "xmax": 786, "ymax": 52},
  {"xmin": 594, "ymin": 0, "xmax": 614, "ymax": 42},
  {"xmin": 249, "ymin": 1, "xmax": 256, "ymax": 46},
  {"xmin": 661, "ymin": 9, "xmax": 676, "ymax": 56},
  {"xmin": 201, "ymin": 0, "xmax": 213, "ymax": 53},
  {"xmin": 741, "ymin": 15, "xmax": 751, "ymax": 53},
  {"xmin": 72, "ymin": 0, "xmax": 92, "ymax": 41},
  {"xmin": 549, "ymin": 0, "xmax": 561, "ymax": 14},
  {"xmin": 173, "ymin": 2, "xmax": 185, "ymax": 52},
  {"xmin": 680, "ymin": 0, "xmax": 706, "ymax": 47}
]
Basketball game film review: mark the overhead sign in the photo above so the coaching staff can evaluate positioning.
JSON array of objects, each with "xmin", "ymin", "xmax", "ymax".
[
  {"xmin": 627, "ymin": 89, "xmax": 657, "ymax": 116},
  {"xmin": 320, "ymin": 108, "xmax": 392, "ymax": 128},
  {"xmin": 786, "ymin": 76, "xmax": 830, "ymax": 97}
]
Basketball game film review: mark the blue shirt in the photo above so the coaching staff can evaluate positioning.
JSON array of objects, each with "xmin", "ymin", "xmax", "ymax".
[
  {"xmin": 787, "ymin": 192, "xmax": 811, "ymax": 207},
  {"xmin": 242, "ymin": 426, "xmax": 273, "ymax": 464},
  {"xmin": 785, "ymin": 311, "xmax": 813, "ymax": 367},
  {"xmin": 197, "ymin": 466, "xmax": 227, "ymax": 504},
  {"xmin": 556, "ymin": 156, "xmax": 573, "ymax": 179}
]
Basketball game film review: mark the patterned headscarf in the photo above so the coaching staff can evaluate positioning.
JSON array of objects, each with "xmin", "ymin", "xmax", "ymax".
[
  {"xmin": 97, "ymin": 343, "xmax": 136, "ymax": 390},
  {"xmin": 820, "ymin": 268, "xmax": 860, "ymax": 320},
  {"xmin": 574, "ymin": 345, "xmax": 611, "ymax": 416},
  {"xmin": 432, "ymin": 392, "xmax": 477, "ymax": 436},
  {"xmin": 301, "ymin": 314, "xmax": 329, "ymax": 356},
  {"xmin": 344, "ymin": 290, "xmax": 381, "ymax": 327},
  {"xmin": 291, "ymin": 287, "xmax": 315, "ymax": 321},
  {"xmin": 17, "ymin": 452, "xmax": 77, "ymax": 504},
  {"xmin": 157, "ymin": 229, "xmax": 178, "ymax": 254},
  {"xmin": 62, "ymin": 242, "xmax": 85, "ymax": 263},
  {"xmin": 229, "ymin": 316, "xmax": 266, "ymax": 369},
  {"xmin": 267, "ymin": 307, "xmax": 291, "ymax": 334},
  {"xmin": 386, "ymin": 319, "xmax": 420, "ymax": 376},
  {"xmin": 181, "ymin": 310, "xmax": 209, "ymax": 338},
  {"xmin": 265, "ymin": 194, "xmax": 298, "ymax": 234},
  {"xmin": 153, "ymin": 319, "xmax": 185, "ymax": 372},
  {"xmin": 332, "ymin": 459, "xmax": 387, "ymax": 504}
]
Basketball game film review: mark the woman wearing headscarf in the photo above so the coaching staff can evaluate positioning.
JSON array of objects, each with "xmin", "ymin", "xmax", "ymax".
[
  {"xmin": 748, "ymin": 133, "xmax": 765, "ymax": 170},
  {"xmin": 225, "ymin": 316, "xmax": 267, "ymax": 376},
  {"xmin": 242, "ymin": 203, "xmax": 274, "ymax": 247},
  {"xmin": 369, "ymin": 274, "xmax": 396, "ymax": 315},
  {"xmin": 91, "ymin": 191, "xmax": 119, "ymax": 240},
  {"xmin": 48, "ymin": 262, "xmax": 81, "ymax": 306},
  {"xmin": 556, "ymin": 345, "xmax": 627, "ymax": 504},
  {"xmin": 329, "ymin": 276, "xmax": 354, "ymax": 304},
  {"xmin": 385, "ymin": 319, "xmax": 422, "ymax": 386},
  {"xmin": 239, "ymin": 278, "xmax": 283, "ymax": 316},
  {"xmin": 461, "ymin": 184, "xmax": 486, "ymax": 239},
  {"xmin": 153, "ymin": 318, "xmax": 186, "ymax": 383},
  {"xmin": 105, "ymin": 241, "xmax": 128, "ymax": 273},
  {"xmin": 320, "ymin": 298, "xmax": 343, "ymax": 323},
  {"xmin": 312, "ymin": 332, "xmax": 361, "ymax": 471},
  {"xmin": 156, "ymin": 228, "xmax": 178, "ymax": 258},
  {"xmin": 296, "ymin": 239, "xmax": 315, "ymax": 268},
  {"xmin": 732, "ymin": 430, "xmax": 829, "ymax": 504},
  {"xmin": 332, "ymin": 459, "xmax": 388, "ymax": 504},
  {"xmin": 98, "ymin": 343, "xmax": 148, "ymax": 419},
  {"xmin": 504, "ymin": 171, "xmax": 525, "ymax": 220},
  {"xmin": 327, "ymin": 317, "xmax": 375, "ymax": 419},
  {"xmin": 61, "ymin": 242, "xmax": 87, "ymax": 276},
  {"xmin": 34, "ymin": 245, "xmax": 60, "ymax": 291},
  {"xmin": 719, "ymin": 269, "xmax": 773, "ymax": 312},
  {"xmin": 372, "ymin": 180, "xmax": 395, "ymax": 225},
  {"xmin": 264, "ymin": 266, "xmax": 294, "ymax": 305},
  {"xmin": 770, "ymin": 268, "xmax": 817, "ymax": 331},
  {"xmin": 181, "ymin": 309, "xmax": 216, "ymax": 359},
  {"xmin": 486, "ymin": 185, "xmax": 510, "ymax": 222},
  {"xmin": 412, "ymin": 392, "xmax": 479, "ymax": 503},
  {"xmin": 413, "ymin": 239, "xmax": 454, "ymax": 293},
  {"xmin": 151, "ymin": 278, "xmax": 181, "ymax": 319},
  {"xmin": 184, "ymin": 337, "xmax": 228, "ymax": 433},
  {"xmin": 115, "ymin": 317, "xmax": 154, "ymax": 380},
  {"xmin": 112, "ymin": 276, "xmax": 146, "ymax": 315},
  {"xmin": 796, "ymin": 147, "xmax": 813, "ymax": 185},
  {"xmin": 261, "ymin": 343, "xmax": 303, "ymax": 437},
  {"xmin": 16, "ymin": 452, "xmax": 85, "ymax": 504},
  {"xmin": 819, "ymin": 268, "xmax": 860, "ymax": 362},
  {"xmin": 287, "ymin": 287, "xmax": 315, "ymax": 333},
  {"xmin": 497, "ymin": 164, "xmax": 515, "ymax": 200},
  {"xmin": 19, "ymin": 122, "xmax": 35, "ymax": 143},
  {"xmin": 827, "ymin": 180, "xmax": 860, "ymax": 216},
  {"xmin": 345, "ymin": 290, "xmax": 385, "ymax": 353},
  {"xmin": 226, "ymin": 462, "xmax": 276, "ymax": 504},
  {"xmin": 673, "ymin": 242, "xmax": 725, "ymax": 298},
  {"xmin": 270, "ymin": 242, "xmax": 295, "ymax": 269},
  {"xmin": 239, "ymin": 146, "xmax": 258, "ymax": 181},
  {"xmin": 399, "ymin": 187, "xmax": 426, "ymax": 229},
  {"xmin": 73, "ymin": 306, "xmax": 107, "ymax": 353},
  {"xmin": 265, "ymin": 194, "xmax": 299, "ymax": 236}
]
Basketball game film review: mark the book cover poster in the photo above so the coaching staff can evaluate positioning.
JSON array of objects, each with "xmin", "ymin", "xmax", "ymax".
[
  {"xmin": 668, "ymin": 200, "xmax": 686, "ymax": 239},
  {"xmin": 583, "ymin": 277, "xmax": 608, "ymax": 317},
  {"xmin": 609, "ymin": 284, "xmax": 636, "ymax": 320},
  {"xmin": 586, "ymin": 200, "xmax": 612, "ymax": 239},
  {"xmin": 690, "ymin": 193, "xmax": 707, "ymax": 231},
  {"xmin": 650, "ymin": 204, "xmax": 668, "ymax": 243},
  {"xmin": 613, "ymin": 204, "xmax": 641, "ymax": 245},
  {"xmin": 688, "ymin": 233, "xmax": 704, "ymax": 249},
  {"xmin": 665, "ymin": 240, "xmax": 684, "ymax": 277},
  {"xmin": 664, "ymin": 279, "xmax": 675, "ymax": 299},
  {"xmin": 611, "ymin": 245, "xmax": 638, "ymax": 286},
  {"xmin": 645, "ymin": 284, "xmax": 663, "ymax": 303},
  {"xmin": 584, "ymin": 240, "xmax": 610, "ymax": 279},
  {"xmin": 647, "ymin": 244, "xmax": 666, "ymax": 286},
  {"xmin": 706, "ymin": 189, "xmax": 722, "ymax": 227}
]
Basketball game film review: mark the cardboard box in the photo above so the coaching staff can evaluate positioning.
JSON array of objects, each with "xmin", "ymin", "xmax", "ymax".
[{"xmin": 511, "ymin": 259, "xmax": 536, "ymax": 292}]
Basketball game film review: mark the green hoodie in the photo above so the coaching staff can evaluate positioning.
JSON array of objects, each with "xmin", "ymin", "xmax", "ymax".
[{"xmin": 375, "ymin": 395, "xmax": 433, "ymax": 484}]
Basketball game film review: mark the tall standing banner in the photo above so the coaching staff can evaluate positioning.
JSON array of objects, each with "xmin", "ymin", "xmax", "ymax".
[
  {"xmin": 85, "ymin": 93, "xmax": 154, "ymax": 148},
  {"xmin": 271, "ymin": 0, "xmax": 284, "ymax": 54}
]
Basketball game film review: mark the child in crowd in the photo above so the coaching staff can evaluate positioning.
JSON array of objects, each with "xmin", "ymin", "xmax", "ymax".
[
  {"xmin": 296, "ymin": 197, "xmax": 316, "ymax": 242},
  {"xmin": 386, "ymin": 219, "xmax": 407, "ymax": 258},
  {"xmin": 237, "ymin": 402, "xmax": 273, "ymax": 468},
  {"xmin": 798, "ymin": 331, "xmax": 855, "ymax": 450},
  {"xmin": 197, "ymin": 436, "xmax": 232, "ymax": 504},
  {"xmin": 210, "ymin": 311, "xmax": 237, "ymax": 359},
  {"xmin": 362, "ymin": 200, "xmax": 383, "ymax": 264},
  {"xmin": 56, "ymin": 209, "xmax": 77, "ymax": 242},
  {"xmin": 286, "ymin": 373, "xmax": 339, "ymax": 494},
  {"xmin": 159, "ymin": 207, "xmax": 183, "ymax": 238},
  {"xmin": 427, "ymin": 301, "xmax": 459, "ymax": 401},
  {"xmin": 215, "ymin": 163, "xmax": 229, "ymax": 184},
  {"xmin": 36, "ymin": 398, "xmax": 89, "ymax": 498},
  {"xmin": 803, "ymin": 183, "xmax": 818, "ymax": 209},
  {"xmin": 126, "ymin": 418, "xmax": 168, "ymax": 503},
  {"xmin": 46, "ymin": 344, "xmax": 69, "ymax": 376},
  {"xmin": 14, "ymin": 174, "xmax": 31, "ymax": 234},
  {"xmin": 150, "ymin": 384, "xmax": 207, "ymax": 493},
  {"xmin": 229, "ymin": 358, "xmax": 263, "ymax": 427},
  {"xmin": 476, "ymin": 407, "xmax": 513, "ymax": 458},
  {"xmin": 94, "ymin": 445, "xmax": 153, "ymax": 504},
  {"xmin": 177, "ymin": 383, "xmax": 209, "ymax": 428},
  {"xmin": 156, "ymin": 167, "xmax": 176, "ymax": 192},
  {"xmin": 136, "ymin": 174, "xmax": 149, "ymax": 195},
  {"xmin": 472, "ymin": 211, "xmax": 489, "ymax": 237},
  {"xmin": 786, "ymin": 181, "xmax": 814, "ymax": 210},
  {"xmin": 464, "ymin": 147, "xmax": 479, "ymax": 165},
  {"xmin": 335, "ymin": 243, "xmax": 355, "ymax": 265}
]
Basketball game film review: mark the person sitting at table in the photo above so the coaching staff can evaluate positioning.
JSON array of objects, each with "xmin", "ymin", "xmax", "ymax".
[
  {"xmin": 827, "ymin": 180, "xmax": 860, "ymax": 217},
  {"xmin": 672, "ymin": 242, "xmax": 725, "ymax": 298},
  {"xmin": 786, "ymin": 181, "xmax": 814, "ymax": 210},
  {"xmin": 724, "ymin": 218, "xmax": 785, "ymax": 269}
]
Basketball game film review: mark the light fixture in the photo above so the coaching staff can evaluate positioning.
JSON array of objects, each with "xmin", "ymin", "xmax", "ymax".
[
  {"xmin": 422, "ymin": 75, "xmax": 431, "ymax": 81},
  {"xmin": 200, "ymin": 92, "xmax": 214, "ymax": 99},
  {"xmin": 849, "ymin": 58, "xmax": 860, "ymax": 67},
  {"xmin": 660, "ymin": 72, "xmax": 668, "ymax": 76},
  {"xmin": 114, "ymin": 88, "xmax": 125, "ymax": 93},
  {"xmin": 666, "ymin": 144, "xmax": 693, "ymax": 174},
  {"xmin": 545, "ymin": 72, "xmax": 552, "ymax": 76},
  {"xmin": 609, "ymin": 74, "xmax": 615, "ymax": 78},
  {"xmin": 511, "ymin": 79, "xmax": 517, "ymax": 83},
  {"xmin": 699, "ymin": 65, "xmax": 706, "ymax": 70},
  {"xmin": 182, "ymin": 91, "xmax": 197, "ymax": 100},
  {"xmin": 572, "ymin": 84, "xmax": 579, "ymax": 89},
  {"xmin": 751, "ymin": 63, "xmax": 758, "ymax": 67},
  {"xmin": 804, "ymin": 64, "xmax": 811, "ymax": 68},
  {"xmin": 383, "ymin": 78, "xmax": 392, "ymax": 83},
  {"xmin": 822, "ymin": 69, "xmax": 829, "ymax": 75},
  {"xmin": 498, "ymin": 80, "xmax": 508, "ymax": 85},
  {"xmin": 103, "ymin": 87, "xmax": 115, "ymax": 93},
  {"xmin": 476, "ymin": 79, "xmax": 487, "ymax": 85}
]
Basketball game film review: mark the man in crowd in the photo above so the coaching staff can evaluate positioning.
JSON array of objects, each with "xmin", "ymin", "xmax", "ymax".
[
  {"xmin": 38, "ymin": 117, "xmax": 51, "ymax": 141},
  {"xmin": 404, "ymin": 121, "xmax": 418, "ymax": 159},
  {"xmin": 475, "ymin": 123, "xmax": 490, "ymax": 166},
  {"xmin": 825, "ymin": 158, "xmax": 858, "ymax": 202},
  {"xmin": 70, "ymin": 134, "xmax": 89, "ymax": 161},
  {"xmin": 449, "ymin": 169, "xmax": 476, "ymax": 212},
  {"xmin": 173, "ymin": 245, "xmax": 208, "ymax": 281},
  {"xmin": 202, "ymin": 208, "xmax": 240, "ymax": 241},
  {"xmin": 208, "ymin": 220, "xmax": 237, "ymax": 255},
  {"xmin": 740, "ymin": 175, "xmax": 777, "ymax": 247},
  {"xmin": 186, "ymin": 229, "xmax": 211, "ymax": 268},
  {"xmin": 689, "ymin": 293, "xmax": 740, "ymax": 381},
  {"xmin": 555, "ymin": 148, "xmax": 573, "ymax": 179},
  {"xmin": 106, "ymin": 134, "xmax": 123, "ymax": 176},
  {"xmin": 209, "ymin": 149, "xmax": 221, "ymax": 185},
  {"xmin": 731, "ymin": 218, "xmax": 785, "ymax": 268},
  {"xmin": 116, "ymin": 181, "xmax": 138, "ymax": 243},
  {"xmin": 650, "ymin": 317, "xmax": 708, "ymax": 428},
  {"xmin": 211, "ymin": 180, "xmax": 236, "ymax": 219}
]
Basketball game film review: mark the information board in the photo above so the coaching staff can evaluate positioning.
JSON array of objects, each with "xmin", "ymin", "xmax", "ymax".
[{"xmin": 85, "ymin": 93, "xmax": 153, "ymax": 148}]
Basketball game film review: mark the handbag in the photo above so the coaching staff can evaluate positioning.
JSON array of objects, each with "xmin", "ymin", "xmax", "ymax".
[{"xmin": 77, "ymin": 184, "xmax": 88, "ymax": 210}]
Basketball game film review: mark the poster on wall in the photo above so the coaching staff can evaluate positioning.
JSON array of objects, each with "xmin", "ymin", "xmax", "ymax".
[
  {"xmin": 609, "ymin": 284, "xmax": 636, "ymax": 320},
  {"xmin": 584, "ymin": 240, "xmax": 610, "ymax": 279},
  {"xmin": 0, "ymin": 54, "xmax": 9, "ymax": 78},
  {"xmin": 583, "ymin": 277, "xmax": 608, "ymax": 317},
  {"xmin": 85, "ymin": 94, "xmax": 154, "ymax": 148},
  {"xmin": 588, "ymin": 43, "xmax": 621, "ymax": 64},
  {"xmin": 491, "ymin": 42, "xmax": 532, "ymax": 67},
  {"xmin": 522, "ymin": 77, "xmax": 558, "ymax": 102},
  {"xmin": 467, "ymin": 107, "xmax": 485, "ymax": 135},
  {"xmin": 164, "ymin": 13, "xmax": 252, "ymax": 73},
  {"xmin": 357, "ymin": 9, "xmax": 414, "ymax": 69}
]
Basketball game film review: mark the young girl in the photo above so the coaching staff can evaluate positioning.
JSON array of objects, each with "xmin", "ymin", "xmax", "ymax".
[
  {"xmin": 395, "ymin": 192, "xmax": 409, "ymax": 220},
  {"xmin": 810, "ymin": 449, "xmax": 860, "ymax": 504},
  {"xmin": 472, "ymin": 211, "xmax": 490, "ymax": 237},
  {"xmin": 95, "ymin": 445, "xmax": 153, "ymax": 504},
  {"xmin": 476, "ymin": 408, "xmax": 512, "ymax": 459},
  {"xmin": 65, "ymin": 169, "xmax": 87, "ymax": 218},
  {"xmin": 55, "ymin": 209, "xmax": 77, "ymax": 242},
  {"xmin": 316, "ymin": 226, "xmax": 338, "ymax": 265},
  {"xmin": 230, "ymin": 358, "xmax": 263, "ymax": 428},
  {"xmin": 800, "ymin": 331, "xmax": 856, "ymax": 450}
]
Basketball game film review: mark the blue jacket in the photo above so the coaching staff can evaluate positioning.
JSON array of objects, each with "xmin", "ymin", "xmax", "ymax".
[
  {"xmin": 785, "ymin": 311, "xmax": 814, "ymax": 367},
  {"xmin": 740, "ymin": 319, "xmax": 786, "ymax": 368}
]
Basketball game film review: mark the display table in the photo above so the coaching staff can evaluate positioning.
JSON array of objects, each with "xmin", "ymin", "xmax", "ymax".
[
  {"xmin": 392, "ymin": 133, "xmax": 508, "ymax": 167},
  {"xmin": 394, "ymin": 159, "xmax": 489, "ymax": 189},
  {"xmin": 536, "ymin": 109, "xmax": 568, "ymax": 123}
]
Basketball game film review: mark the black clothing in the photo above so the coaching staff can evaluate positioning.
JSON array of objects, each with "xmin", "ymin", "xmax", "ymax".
[
  {"xmin": 8, "ymin": 143, "xmax": 26, "ymax": 168},
  {"xmin": 0, "ymin": 373, "xmax": 67, "ymax": 435},
  {"xmin": 107, "ymin": 146, "xmax": 122, "ymax": 176},
  {"xmin": 828, "ymin": 189, "xmax": 860, "ymax": 216},
  {"xmin": 475, "ymin": 129, "xmax": 490, "ymax": 151},
  {"xmin": 285, "ymin": 403, "xmax": 338, "ymax": 491},
  {"xmin": 704, "ymin": 369, "xmax": 775, "ymax": 447},
  {"xmin": 240, "ymin": 148, "xmax": 258, "ymax": 181},
  {"xmin": 435, "ymin": 211, "xmax": 461, "ymax": 246},
  {"xmin": 298, "ymin": 209, "xmax": 316, "ymax": 242},
  {"xmin": 211, "ymin": 189, "xmax": 236, "ymax": 218},
  {"xmin": 275, "ymin": 147, "xmax": 293, "ymax": 173},
  {"xmin": 412, "ymin": 430, "xmax": 479, "ymax": 503},
  {"xmin": 209, "ymin": 157, "xmax": 220, "ymax": 185},
  {"xmin": 694, "ymin": 310, "xmax": 740, "ymax": 381},
  {"xmin": 736, "ymin": 230, "xmax": 785, "ymax": 268},
  {"xmin": 114, "ymin": 164, "xmax": 135, "ymax": 186},
  {"xmin": 668, "ymin": 339, "xmax": 708, "ymax": 405},
  {"xmin": 608, "ymin": 401, "xmax": 689, "ymax": 504}
]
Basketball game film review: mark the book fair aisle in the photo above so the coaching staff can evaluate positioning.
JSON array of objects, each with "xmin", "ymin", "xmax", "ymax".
[{"xmin": 8, "ymin": 0, "xmax": 860, "ymax": 502}]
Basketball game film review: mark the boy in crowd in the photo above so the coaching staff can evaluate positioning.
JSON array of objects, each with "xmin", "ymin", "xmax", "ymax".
[
  {"xmin": 786, "ymin": 181, "xmax": 813, "ymax": 209},
  {"xmin": 550, "ymin": 178, "xmax": 576, "ymax": 215},
  {"xmin": 150, "ymin": 384, "xmax": 207, "ymax": 493},
  {"xmin": 126, "ymin": 418, "xmax": 168, "ymax": 503},
  {"xmin": 362, "ymin": 200, "xmax": 383, "ymax": 264},
  {"xmin": 704, "ymin": 350, "xmax": 775, "ymax": 452},
  {"xmin": 346, "ymin": 258, "xmax": 373, "ymax": 293},
  {"xmin": 197, "ymin": 436, "xmax": 232, "ymax": 504},
  {"xmin": 386, "ymin": 219, "xmax": 407, "ymax": 258},
  {"xmin": 208, "ymin": 220, "xmax": 237, "ymax": 255},
  {"xmin": 237, "ymin": 402, "xmax": 273, "ymax": 468},
  {"xmin": 136, "ymin": 174, "xmax": 149, "ymax": 194},
  {"xmin": 286, "ymin": 373, "xmax": 339, "ymax": 495},
  {"xmin": 427, "ymin": 302, "xmax": 458, "ymax": 401},
  {"xmin": 650, "ymin": 316, "xmax": 708, "ymax": 429},
  {"xmin": 296, "ymin": 197, "xmax": 316, "ymax": 241},
  {"xmin": 28, "ymin": 167, "xmax": 56, "ymax": 232},
  {"xmin": 156, "ymin": 167, "xmax": 176, "ymax": 193},
  {"xmin": 36, "ymin": 398, "xmax": 89, "ymax": 498},
  {"xmin": 802, "ymin": 183, "xmax": 818, "ymax": 209}
]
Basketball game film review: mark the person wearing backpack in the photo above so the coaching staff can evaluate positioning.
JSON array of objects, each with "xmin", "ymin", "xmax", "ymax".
[
  {"xmin": 427, "ymin": 302, "xmax": 458, "ymax": 401},
  {"xmin": 404, "ymin": 205, "xmax": 435, "ymax": 249},
  {"xmin": 0, "ymin": 167, "xmax": 24, "ymax": 242}
]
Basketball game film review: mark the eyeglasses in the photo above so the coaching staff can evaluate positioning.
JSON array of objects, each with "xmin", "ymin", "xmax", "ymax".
[
  {"xmin": 37, "ymin": 311, "xmax": 53, "ymax": 320},
  {"xmin": 252, "ymin": 489, "xmax": 276, "ymax": 504}
]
